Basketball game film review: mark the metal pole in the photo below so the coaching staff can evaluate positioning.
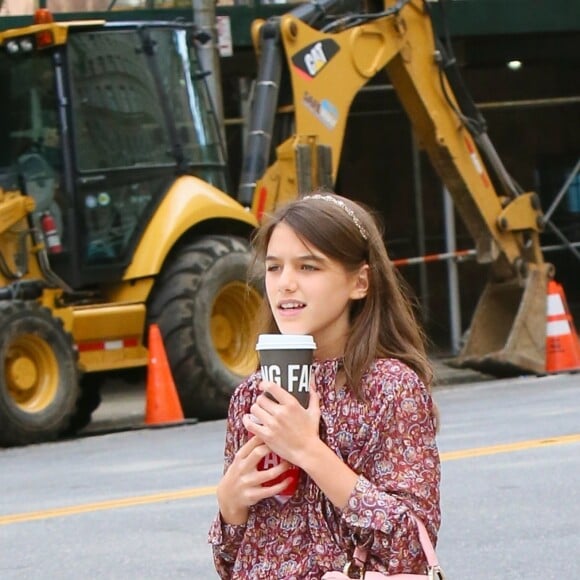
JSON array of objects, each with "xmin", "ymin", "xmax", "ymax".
[
  {"xmin": 238, "ymin": 77, "xmax": 252, "ymax": 159},
  {"xmin": 191, "ymin": 0, "xmax": 227, "ymax": 154},
  {"xmin": 350, "ymin": 95, "xmax": 580, "ymax": 118},
  {"xmin": 443, "ymin": 186, "xmax": 462, "ymax": 354},
  {"xmin": 411, "ymin": 131, "xmax": 429, "ymax": 323},
  {"xmin": 543, "ymin": 157, "xmax": 580, "ymax": 222}
]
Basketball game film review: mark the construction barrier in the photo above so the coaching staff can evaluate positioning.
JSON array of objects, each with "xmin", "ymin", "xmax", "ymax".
[{"xmin": 391, "ymin": 242, "xmax": 580, "ymax": 268}]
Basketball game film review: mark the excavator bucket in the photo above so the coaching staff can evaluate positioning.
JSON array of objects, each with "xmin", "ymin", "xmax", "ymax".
[{"xmin": 453, "ymin": 266, "xmax": 549, "ymax": 376}]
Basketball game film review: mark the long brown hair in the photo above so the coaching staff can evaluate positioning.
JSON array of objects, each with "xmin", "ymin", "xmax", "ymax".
[{"xmin": 250, "ymin": 192, "xmax": 433, "ymax": 397}]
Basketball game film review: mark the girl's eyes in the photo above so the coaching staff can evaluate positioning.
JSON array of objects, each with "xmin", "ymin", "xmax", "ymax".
[{"xmin": 265, "ymin": 263, "xmax": 319, "ymax": 272}]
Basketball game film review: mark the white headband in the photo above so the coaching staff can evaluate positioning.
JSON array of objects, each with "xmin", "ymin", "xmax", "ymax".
[{"xmin": 302, "ymin": 194, "xmax": 369, "ymax": 240}]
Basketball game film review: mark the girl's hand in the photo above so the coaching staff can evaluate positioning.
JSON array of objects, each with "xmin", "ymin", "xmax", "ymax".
[
  {"xmin": 216, "ymin": 433, "xmax": 294, "ymax": 525},
  {"xmin": 243, "ymin": 380, "xmax": 321, "ymax": 468}
]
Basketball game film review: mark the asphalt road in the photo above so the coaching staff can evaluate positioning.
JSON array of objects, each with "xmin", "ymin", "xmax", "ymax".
[{"xmin": 1, "ymin": 373, "xmax": 579, "ymax": 579}]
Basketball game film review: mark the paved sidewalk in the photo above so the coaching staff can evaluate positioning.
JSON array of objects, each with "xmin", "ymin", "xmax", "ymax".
[
  {"xmin": 84, "ymin": 357, "xmax": 494, "ymax": 436},
  {"xmin": 431, "ymin": 356, "xmax": 494, "ymax": 387}
]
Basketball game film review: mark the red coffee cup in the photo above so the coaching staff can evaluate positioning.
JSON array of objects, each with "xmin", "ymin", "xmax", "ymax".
[
  {"xmin": 247, "ymin": 430, "xmax": 300, "ymax": 497},
  {"xmin": 258, "ymin": 450, "xmax": 300, "ymax": 496}
]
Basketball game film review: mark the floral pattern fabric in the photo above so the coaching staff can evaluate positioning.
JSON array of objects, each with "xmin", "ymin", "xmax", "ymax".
[{"xmin": 208, "ymin": 358, "xmax": 440, "ymax": 579}]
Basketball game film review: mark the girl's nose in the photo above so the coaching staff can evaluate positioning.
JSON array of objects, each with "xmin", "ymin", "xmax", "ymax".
[{"xmin": 278, "ymin": 267, "xmax": 297, "ymax": 292}]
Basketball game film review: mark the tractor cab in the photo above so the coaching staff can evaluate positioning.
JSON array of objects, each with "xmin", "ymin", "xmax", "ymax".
[{"xmin": 0, "ymin": 18, "xmax": 228, "ymax": 289}]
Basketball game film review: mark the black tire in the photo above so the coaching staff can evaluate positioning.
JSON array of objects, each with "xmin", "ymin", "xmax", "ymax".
[
  {"xmin": 148, "ymin": 235, "xmax": 262, "ymax": 420},
  {"xmin": 0, "ymin": 302, "xmax": 80, "ymax": 446}
]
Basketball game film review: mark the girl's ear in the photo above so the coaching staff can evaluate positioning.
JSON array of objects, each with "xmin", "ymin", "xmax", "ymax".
[{"xmin": 350, "ymin": 264, "xmax": 370, "ymax": 300}]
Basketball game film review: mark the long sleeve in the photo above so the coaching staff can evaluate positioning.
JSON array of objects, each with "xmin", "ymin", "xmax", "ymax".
[
  {"xmin": 337, "ymin": 363, "xmax": 440, "ymax": 574},
  {"xmin": 208, "ymin": 375, "xmax": 258, "ymax": 578},
  {"xmin": 208, "ymin": 517, "xmax": 246, "ymax": 578}
]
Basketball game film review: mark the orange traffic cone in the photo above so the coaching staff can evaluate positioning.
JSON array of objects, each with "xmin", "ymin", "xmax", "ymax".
[
  {"xmin": 145, "ymin": 324, "xmax": 185, "ymax": 425},
  {"xmin": 545, "ymin": 281, "xmax": 580, "ymax": 373}
]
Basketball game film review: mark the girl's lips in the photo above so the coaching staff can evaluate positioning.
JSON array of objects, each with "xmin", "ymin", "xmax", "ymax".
[
  {"xmin": 277, "ymin": 300, "xmax": 306, "ymax": 309},
  {"xmin": 276, "ymin": 300, "xmax": 306, "ymax": 315},
  {"xmin": 277, "ymin": 306, "xmax": 305, "ymax": 317}
]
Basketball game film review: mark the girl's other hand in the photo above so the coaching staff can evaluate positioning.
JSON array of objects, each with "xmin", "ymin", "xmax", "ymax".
[
  {"xmin": 216, "ymin": 433, "xmax": 294, "ymax": 525},
  {"xmin": 244, "ymin": 380, "xmax": 321, "ymax": 468}
]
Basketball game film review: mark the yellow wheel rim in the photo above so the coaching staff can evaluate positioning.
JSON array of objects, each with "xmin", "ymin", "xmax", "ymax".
[
  {"xmin": 210, "ymin": 281, "xmax": 261, "ymax": 376},
  {"xmin": 6, "ymin": 334, "xmax": 59, "ymax": 413}
]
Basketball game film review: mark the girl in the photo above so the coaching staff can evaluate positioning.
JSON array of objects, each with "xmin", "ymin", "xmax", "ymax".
[{"xmin": 208, "ymin": 192, "xmax": 440, "ymax": 578}]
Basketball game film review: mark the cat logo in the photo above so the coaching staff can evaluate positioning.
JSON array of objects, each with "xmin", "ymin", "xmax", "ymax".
[{"xmin": 291, "ymin": 39, "xmax": 339, "ymax": 79}]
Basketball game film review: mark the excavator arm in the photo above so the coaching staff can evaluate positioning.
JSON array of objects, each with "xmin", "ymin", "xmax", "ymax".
[{"xmin": 238, "ymin": 0, "xmax": 551, "ymax": 375}]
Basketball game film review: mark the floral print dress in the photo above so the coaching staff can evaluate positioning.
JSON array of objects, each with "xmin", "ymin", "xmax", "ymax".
[{"xmin": 208, "ymin": 358, "xmax": 441, "ymax": 579}]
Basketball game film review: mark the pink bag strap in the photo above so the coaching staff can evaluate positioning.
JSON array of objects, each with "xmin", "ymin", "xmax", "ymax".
[{"xmin": 352, "ymin": 514, "xmax": 440, "ymax": 569}]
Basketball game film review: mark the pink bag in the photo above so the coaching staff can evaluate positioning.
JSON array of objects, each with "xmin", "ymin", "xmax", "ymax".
[{"xmin": 322, "ymin": 515, "xmax": 445, "ymax": 579}]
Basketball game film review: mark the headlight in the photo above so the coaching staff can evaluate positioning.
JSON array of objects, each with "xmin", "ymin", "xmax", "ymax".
[
  {"xmin": 5, "ymin": 40, "xmax": 19, "ymax": 54},
  {"xmin": 20, "ymin": 38, "xmax": 34, "ymax": 52}
]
